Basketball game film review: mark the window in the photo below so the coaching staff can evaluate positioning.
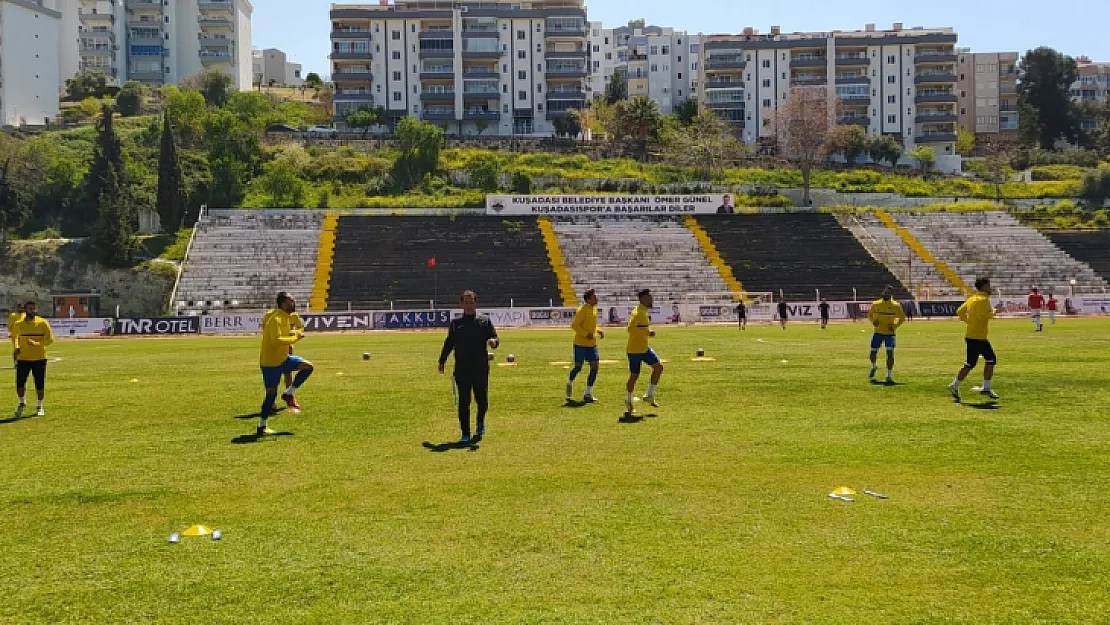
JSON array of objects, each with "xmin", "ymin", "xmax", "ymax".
[
  {"xmin": 392, "ymin": 31, "xmax": 400, "ymax": 40},
  {"xmin": 887, "ymin": 114, "xmax": 896, "ymax": 123},
  {"xmin": 392, "ymin": 51, "xmax": 400, "ymax": 60},
  {"xmin": 593, "ymin": 60, "xmax": 600, "ymax": 70},
  {"xmin": 517, "ymin": 30, "xmax": 525, "ymax": 39},
  {"xmin": 393, "ymin": 71, "xmax": 401, "ymax": 80},
  {"xmin": 762, "ymin": 59, "xmax": 770, "ymax": 68},
  {"xmin": 518, "ymin": 90, "xmax": 527, "ymax": 100},
  {"xmin": 518, "ymin": 50, "xmax": 526, "ymax": 59},
  {"xmin": 518, "ymin": 70, "xmax": 526, "ymax": 79},
  {"xmin": 537, "ymin": 64, "xmax": 542, "ymax": 72},
  {"xmin": 763, "ymin": 98, "xmax": 771, "ymax": 108},
  {"xmin": 605, "ymin": 53, "xmax": 612, "ymax": 60},
  {"xmin": 537, "ymin": 84, "xmax": 542, "ymax": 93},
  {"xmin": 661, "ymin": 46, "xmax": 669, "ymax": 55},
  {"xmin": 504, "ymin": 104, "xmax": 509, "ymax": 113},
  {"xmin": 651, "ymin": 64, "xmax": 658, "ymax": 72},
  {"xmin": 887, "ymin": 75, "xmax": 896, "ymax": 84},
  {"xmin": 394, "ymin": 92, "xmax": 402, "ymax": 101},
  {"xmin": 678, "ymin": 73, "xmax": 682, "ymax": 79},
  {"xmin": 650, "ymin": 46, "xmax": 658, "ymax": 55},
  {"xmin": 763, "ymin": 79, "xmax": 771, "ymax": 88},
  {"xmin": 412, "ymin": 24, "xmax": 416, "ymax": 32},
  {"xmin": 538, "ymin": 104, "xmax": 544, "ymax": 112},
  {"xmin": 503, "ymin": 85, "xmax": 508, "ymax": 93},
  {"xmin": 888, "ymin": 95, "xmax": 896, "ymax": 104},
  {"xmin": 678, "ymin": 90, "xmax": 683, "ymax": 97},
  {"xmin": 887, "ymin": 55, "xmax": 895, "ymax": 64},
  {"xmin": 604, "ymin": 37, "xmax": 609, "ymax": 44},
  {"xmin": 678, "ymin": 56, "xmax": 682, "ymax": 63}
]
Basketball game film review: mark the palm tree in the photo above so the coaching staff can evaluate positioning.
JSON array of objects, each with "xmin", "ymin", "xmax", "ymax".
[{"xmin": 617, "ymin": 96, "xmax": 662, "ymax": 161}]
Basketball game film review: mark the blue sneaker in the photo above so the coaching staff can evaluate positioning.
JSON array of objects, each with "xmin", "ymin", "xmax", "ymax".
[{"xmin": 459, "ymin": 434, "xmax": 471, "ymax": 444}]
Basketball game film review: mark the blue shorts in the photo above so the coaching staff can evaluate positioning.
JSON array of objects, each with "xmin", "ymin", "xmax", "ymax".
[
  {"xmin": 870, "ymin": 334, "xmax": 896, "ymax": 351},
  {"xmin": 627, "ymin": 348, "xmax": 661, "ymax": 374},
  {"xmin": 261, "ymin": 356, "xmax": 306, "ymax": 388},
  {"xmin": 573, "ymin": 345, "xmax": 599, "ymax": 363}
]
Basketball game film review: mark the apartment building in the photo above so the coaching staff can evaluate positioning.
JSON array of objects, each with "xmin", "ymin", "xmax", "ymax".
[
  {"xmin": 956, "ymin": 51, "xmax": 1018, "ymax": 138},
  {"xmin": 253, "ymin": 48, "xmax": 304, "ymax": 87},
  {"xmin": 0, "ymin": 0, "xmax": 61, "ymax": 126},
  {"xmin": 698, "ymin": 23, "xmax": 961, "ymax": 172},
  {"xmin": 57, "ymin": 0, "xmax": 253, "ymax": 90},
  {"xmin": 1071, "ymin": 58, "xmax": 1110, "ymax": 104},
  {"xmin": 587, "ymin": 19, "xmax": 699, "ymax": 114},
  {"xmin": 330, "ymin": 0, "xmax": 589, "ymax": 136}
]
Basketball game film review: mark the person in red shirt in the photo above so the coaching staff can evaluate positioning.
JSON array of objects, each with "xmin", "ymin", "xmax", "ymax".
[
  {"xmin": 1027, "ymin": 288, "xmax": 1045, "ymax": 332},
  {"xmin": 1046, "ymin": 293, "xmax": 1059, "ymax": 325}
]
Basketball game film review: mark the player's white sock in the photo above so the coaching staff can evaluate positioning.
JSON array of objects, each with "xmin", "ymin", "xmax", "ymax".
[
  {"xmin": 982, "ymin": 379, "xmax": 992, "ymax": 391},
  {"xmin": 283, "ymin": 385, "xmax": 298, "ymax": 396},
  {"xmin": 259, "ymin": 417, "xmax": 268, "ymax": 428},
  {"xmin": 18, "ymin": 398, "xmax": 26, "ymax": 406},
  {"xmin": 647, "ymin": 384, "xmax": 657, "ymax": 397},
  {"xmin": 36, "ymin": 400, "xmax": 43, "ymax": 410},
  {"xmin": 886, "ymin": 369, "xmax": 893, "ymax": 379},
  {"xmin": 585, "ymin": 385, "xmax": 593, "ymax": 396},
  {"xmin": 625, "ymin": 392, "xmax": 632, "ymax": 404},
  {"xmin": 950, "ymin": 378, "xmax": 961, "ymax": 387}
]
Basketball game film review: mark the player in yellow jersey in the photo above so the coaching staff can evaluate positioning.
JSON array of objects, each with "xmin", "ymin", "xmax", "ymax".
[
  {"xmin": 282, "ymin": 310, "xmax": 306, "ymax": 411},
  {"xmin": 7, "ymin": 302, "xmax": 24, "ymax": 368},
  {"xmin": 949, "ymin": 277, "xmax": 1000, "ymax": 401},
  {"xmin": 257, "ymin": 292, "xmax": 314, "ymax": 435},
  {"xmin": 625, "ymin": 289, "xmax": 663, "ymax": 416},
  {"xmin": 566, "ymin": 289, "xmax": 603, "ymax": 403},
  {"xmin": 11, "ymin": 302, "xmax": 54, "ymax": 418},
  {"xmin": 867, "ymin": 286, "xmax": 906, "ymax": 384}
]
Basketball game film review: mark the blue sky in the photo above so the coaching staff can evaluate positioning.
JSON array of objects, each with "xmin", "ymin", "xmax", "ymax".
[{"xmin": 254, "ymin": 0, "xmax": 1109, "ymax": 77}]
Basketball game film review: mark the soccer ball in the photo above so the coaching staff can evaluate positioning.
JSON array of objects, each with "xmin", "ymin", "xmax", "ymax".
[
  {"xmin": 362, "ymin": 352, "xmax": 370, "ymax": 361},
  {"xmin": 696, "ymin": 348, "xmax": 705, "ymax": 357},
  {"xmin": 506, "ymin": 354, "xmax": 516, "ymax": 363},
  {"xmin": 487, "ymin": 352, "xmax": 495, "ymax": 361}
]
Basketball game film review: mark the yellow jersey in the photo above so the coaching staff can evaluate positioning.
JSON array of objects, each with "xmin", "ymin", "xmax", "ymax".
[
  {"xmin": 290, "ymin": 312, "xmax": 305, "ymax": 332},
  {"xmin": 957, "ymin": 291, "xmax": 994, "ymax": 340},
  {"xmin": 868, "ymin": 298, "xmax": 906, "ymax": 335},
  {"xmin": 260, "ymin": 309, "xmax": 302, "ymax": 367},
  {"xmin": 571, "ymin": 303, "xmax": 599, "ymax": 347},
  {"xmin": 626, "ymin": 305, "xmax": 651, "ymax": 354},
  {"xmin": 7, "ymin": 311, "xmax": 24, "ymax": 346},
  {"xmin": 11, "ymin": 316, "xmax": 54, "ymax": 361}
]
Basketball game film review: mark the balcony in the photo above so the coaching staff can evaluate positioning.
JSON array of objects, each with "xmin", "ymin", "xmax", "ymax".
[
  {"xmin": 332, "ymin": 69, "xmax": 372, "ymax": 82},
  {"xmin": 462, "ymin": 67, "xmax": 498, "ymax": 79},
  {"xmin": 546, "ymin": 48, "xmax": 588, "ymax": 60},
  {"xmin": 330, "ymin": 50, "xmax": 370, "ymax": 61},
  {"xmin": 544, "ymin": 27, "xmax": 587, "ymax": 38},
  {"xmin": 791, "ymin": 76, "xmax": 827, "ymax": 86},
  {"xmin": 331, "ymin": 30, "xmax": 371, "ymax": 40},
  {"xmin": 418, "ymin": 30, "xmax": 453, "ymax": 40},
  {"xmin": 835, "ymin": 75, "xmax": 869, "ymax": 85},
  {"xmin": 80, "ymin": 45, "xmax": 113, "ymax": 57},
  {"xmin": 200, "ymin": 50, "xmax": 233, "ymax": 65},
  {"xmin": 915, "ymin": 72, "xmax": 957, "ymax": 84},
  {"xmin": 835, "ymin": 54, "xmax": 869, "ymax": 66},
  {"xmin": 128, "ymin": 70, "xmax": 163, "ymax": 81},
  {"xmin": 462, "ymin": 86, "xmax": 499, "ymax": 96},
  {"xmin": 420, "ymin": 48, "xmax": 455, "ymax": 59},
  {"xmin": 840, "ymin": 93, "xmax": 871, "ymax": 104},
  {"xmin": 915, "ymin": 52, "xmax": 958, "ymax": 64},
  {"xmin": 462, "ymin": 21, "xmax": 498, "ymax": 35},
  {"xmin": 335, "ymin": 92, "xmax": 374, "ymax": 102},
  {"xmin": 461, "ymin": 50, "xmax": 500, "ymax": 59},
  {"xmin": 198, "ymin": 16, "xmax": 234, "ymax": 30},
  {"xmin": 840, "ymin": 116, "xmax": 869, "ymax": 126},
  {"xmin": 198, "ymin": 0, "xmax": 233, "ymax": 12},
  {"xmin": 79, "ymin": 11, "xmax": 115, "ymax": 23},
  {"xmin": 463, "ymin": 109, "xmax": 500, "ymax": 120},
  {"xmin": 197, "ymin": 35, "xmax": 231, "ymax": 48},
  {"xmin": 421, "ymin": 89, "xmax": 455, "ymax": 101},
  {"xmin": 423, "ymin": 108, "xmax": 456, "ymax": 121},
  {"xmin": 420, "ymin": 70, "xmax": 455, "ymax": 80},
  {"xmin": 705, "ymin": 55, "xmax": 745, "ymax": 70},
  {"xmin": 917, "ymin": 132, "xmax": 958, "ymax": 143},
  {"xmin": 126, "ymin": 0, "xmax": 161, "ymax": 8},
  {"xmin": 915, "ymin": 113, "xmax": 957, "ymax": 123},
  {"xmin": 704, "ymin": 79, "xmax": 742, "ymax": 90},
  {"xmin": 790, "ymin": 56, "xmax": 827, "ymax": 68},
  {"xmin": 546, "ymin": 65, "xmax": 586, "ymax": 78},
  {"xmin": 548, "ymin": 99, "xmax": 586, "ymax": 114},
  {"xmin": 915, "ymin": 92, "xmax": 958, "ymax": 104}
]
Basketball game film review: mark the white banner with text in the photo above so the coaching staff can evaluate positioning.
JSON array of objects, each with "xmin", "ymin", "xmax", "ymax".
[{"xmin": 486, "ymin": 194, "xmax": 734, "ymax": 216}]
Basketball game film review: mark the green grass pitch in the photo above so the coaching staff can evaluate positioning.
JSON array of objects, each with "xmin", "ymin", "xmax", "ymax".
[{"xmin": 2, "ymin": 318, "xmax": 1109, "ymax": 623}]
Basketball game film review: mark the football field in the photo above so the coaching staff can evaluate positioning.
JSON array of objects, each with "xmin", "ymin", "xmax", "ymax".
[{"xmin": 2, "ymin": 318, "xmax": 1109, "ymax": 624}]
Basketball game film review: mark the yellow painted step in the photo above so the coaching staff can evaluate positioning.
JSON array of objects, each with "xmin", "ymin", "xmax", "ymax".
[
  {"xmin": 536, "ymin": 217, "xmax": 577, "ymax": 306},
  {"xmin": 684, "ymin": 216, "xmax": 745, "ymax": 298},
  {"xmin": 308, "ymin": 212, "xmax": 339, "ymax": 312},
  {"xmin": 874, "ymin": 210, "xmax": 970, "ymax": 295}
]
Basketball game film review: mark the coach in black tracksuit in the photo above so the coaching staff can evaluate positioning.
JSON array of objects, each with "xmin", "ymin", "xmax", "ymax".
[{"xmin": 439, "ymin": 290, "xmax": 499, "ymax": 443}]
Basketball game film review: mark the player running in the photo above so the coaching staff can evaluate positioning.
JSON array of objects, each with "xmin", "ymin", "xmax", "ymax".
[
  {"xmin": 625, "ymin": 289, "xmax": 663, "ymax": 416},
  {"xmin": 736, "ymin": 299, "xmax": 747, "ymax": 331},
  {"xmin": 819, "ymin": 299, "xmax": 831, "ymax": 329},
  {"xmin": 867, "ymin": 286, "xmax": 906, "ymax": 384},
  {"xmin": 1028, "ymin": 288, "xmax": 1045, "ymax": 332},
  {"xmin": 257, "ymin": 292, "xmax": 314, "ymax": 435},
  {"xmin": 11, "ymin": 301, "xmax": 54, "ymax": 418},
  {"xmin": 1047, "ymin": 293, "xmax": 1058, "ymax": 325},
  {"xmin": 777, "ymin": 299, "xmax": 789, "ymax": 330},
  {"xmin": 7, "ymin": 302, "xmax": 24, "ymax": 368},
  {"xmin": 566, "ymin": 289, "xmax": 603, "ymax": 403},
  {"xmin": 281, "ymin": 310, "xmax": 305, "ymax": 410},
  {"xmin": 949, "ymin": 278, "xmax": 1000, "ymax": 401}
]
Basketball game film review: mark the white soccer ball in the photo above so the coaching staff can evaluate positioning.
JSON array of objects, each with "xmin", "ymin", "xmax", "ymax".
[
  {"xmin": 362, "ymin": 352, "xmax": 370, "ymax": 361},
  {"xmin": 696, "ymin": 348, "xmax": 705, "ymax": 357},
  {"xmin": 507, "ymin": 354, "xmax": 516, "ymax": 363}
]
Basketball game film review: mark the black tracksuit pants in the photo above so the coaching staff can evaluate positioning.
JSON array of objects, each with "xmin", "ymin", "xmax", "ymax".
[{"xmin": 455, "ymin": 371, "xmax": 489, "ymax": 437}]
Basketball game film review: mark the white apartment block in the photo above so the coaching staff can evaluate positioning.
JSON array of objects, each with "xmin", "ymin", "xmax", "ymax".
[
  {"xmin": 957, "ymin": 50, "xmax": 1019, "ymax": 138},
  {"xmin": 57, "ymin": 0, "xmax": 253, "ymax": 90},
  {"xmin": 699, "ymin": 24, "xmax": 961, "ymax": 172},
  {"xmin": 330, "ymin": 0, "xmax": 588, "ymax": 136},
  {"xmin": 1071, "ymin": 59, "xmax": 1109, "ymax": 104},
  {"xmin": 587, "ymin": 19, "xmax": 699, "ymax": 115},
  {"xmin": 0, "ymin": 0, "xmax": 61, "ymax": 126},
  {"xmin": 253, "ymin": 48, "xmax": 304, "ymax": 87}
]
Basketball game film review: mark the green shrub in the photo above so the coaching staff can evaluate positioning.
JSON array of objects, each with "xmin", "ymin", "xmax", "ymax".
[{"xmin": 1030, "ymin": 164, "xmax": 1087, "ymax": 181}]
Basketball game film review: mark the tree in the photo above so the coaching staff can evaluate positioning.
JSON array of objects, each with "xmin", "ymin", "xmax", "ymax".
[
  {"xmin": 511, "ymin": 171, "xmax": 533, "ymax": 194},
  {"xmin": 823, "ymin": 124, "xmax": 868, "ymax": 165},
  {"xmin": 465, "ymin": 154, "xmax": 501, "ymax": 191},
  {"xmin": 956, "ymin": 128, "xmax": 976, "ymax": 155},
  {"xmin": 84, "ymin": 105, "xmax": 136, "ymax": 265},
  {"xmin": 474, "ymin": 116, "xmax": 490, "ymax": 136},
  {"xmin": 65, "ymin": 71, "xmax": 109, "ymax": 101},
  {"xmin": 613, "ymin": 96, "xmax": 662, "ymax": 161},
  {"xmin": 0, "ymin": 159, "xmax": 26, "ymax": 252},
  {"xmin": 909, "ymin": 145, "xmax": 937, "ymax": 171},
  {"xmin": 116, "ymin": 81, "xmax": 146, "ymax": 117},
  {"xmin": 204, "ymin": 109, "xmax": 263, "ymax": 207},
  {"xmin": 551, "ymin": 114, "xmax": 569, "ymax": 138},
  {"xmin": 774, "ymin": 87, "xmax": 837, "ymax": 206},
  {"xmin": 563, "ymin": 109, "xmax": 583, "ymax": 140},
  {"xmin": 1080, "ymin": 168, "xmax": 1110, "ymax": 206},
  {"xmin": 258, "ymin": 158, "xmax": 306, "ymax": 208},
  {"xmin": 317, "ymin": 83, "xmax": 335, "ymax": 118},
  {"xmin": 162, "ymin": 86, "xmax": 208, "ymax": 145},
  {"xmin": 867, "ymin": 134, "xmax": 904, "ymax": 167},
  {"xmin": 391, "ymin": 117, "xmax": 444, "ymax": 190},
  {"xmin": 184, "ymin": 69, "xmax": 235, "ymax": 108},
  {"xmin": 664, "ymin": 110, "xmax": 746, "ymax": 181},
  {"xmin": 605, "ymin": 72, "xmax": 628, "ymax": 105},
  {"xmin": 345, "ymin": 107, "xmax": 381, "ymax": 137},
  {"xmin": 1077, "ymin": 100, "xmax": 1110, "ymax": 156},
  {"xmin": 1018, "ymin": 47, "xmax": 1080, "ymax": 149},
  {"xmin": 156, "ymin": 115, "xmax": 187, "ymax": 233},
  {"xmin": 305, "ymin": 73, "xmax": 323, "ymax": 89},
  {"xmin": 979, "ymin": 135, "xmax": 1018, "ymax": 200},
  {"xmin": 674, "ymin": 99, "xmax": 699, "ymax": 126}
]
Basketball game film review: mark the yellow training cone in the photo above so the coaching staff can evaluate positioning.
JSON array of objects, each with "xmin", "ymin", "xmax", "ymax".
[
  {"xmin": 182, "ymin": 524, "xmax": 212, "ymax": 537},
  {"xmin": 832, "ymin": 487, "xmax": 857, "ymax": 496}
]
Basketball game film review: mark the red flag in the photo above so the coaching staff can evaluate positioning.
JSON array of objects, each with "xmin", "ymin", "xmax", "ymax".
[{"xmin": 426, "ymin": 256, "xmax": 437, "ymax": 268}]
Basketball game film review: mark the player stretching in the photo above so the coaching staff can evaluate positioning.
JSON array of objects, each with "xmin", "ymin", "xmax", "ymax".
[
  {"xmin": 867, "ymin": 286, "xmax": 906, "ymax": 384},
  {"xmin": 736, "ymin": 299, "xmax": 747, "ymax": 330},
  {"xmin": 7, "ymin": 302, "xmax": 24, "ymax": 368},
  {"xmin": 567, "ymin": 289, "xmax": 603, "ymax": 403},
  {"xmin": 11, "ymin": 301, "xmax": 54, "ymax": 418},
  {"xmin": 281, "ymin": 310, "xmax": 305, "ymax": 410},
  {"xmin": 1047, "ymin": 293, "xmax": 1058, "ymax": 325},
  {"xmin": 819, "ymin": 299, "xmax": 831, "ymax": 329},
  {"xmin": 1027, "ymin": 288, "xmax": 1044, "ymax": 332},
  {"xmin": 777, "ymin": 299, "xmax": 789, "ymax": 330},
  {"xmin": 625, "ymin": 289, "xmax": 663, "ymax": 416},
  {"xmin": 257, "ymin": 292, "xmax": 314, "ymax": 435},
  {"xmin": 949, "ymin": 278, "xmax": 1000, "ymax": 401}
]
